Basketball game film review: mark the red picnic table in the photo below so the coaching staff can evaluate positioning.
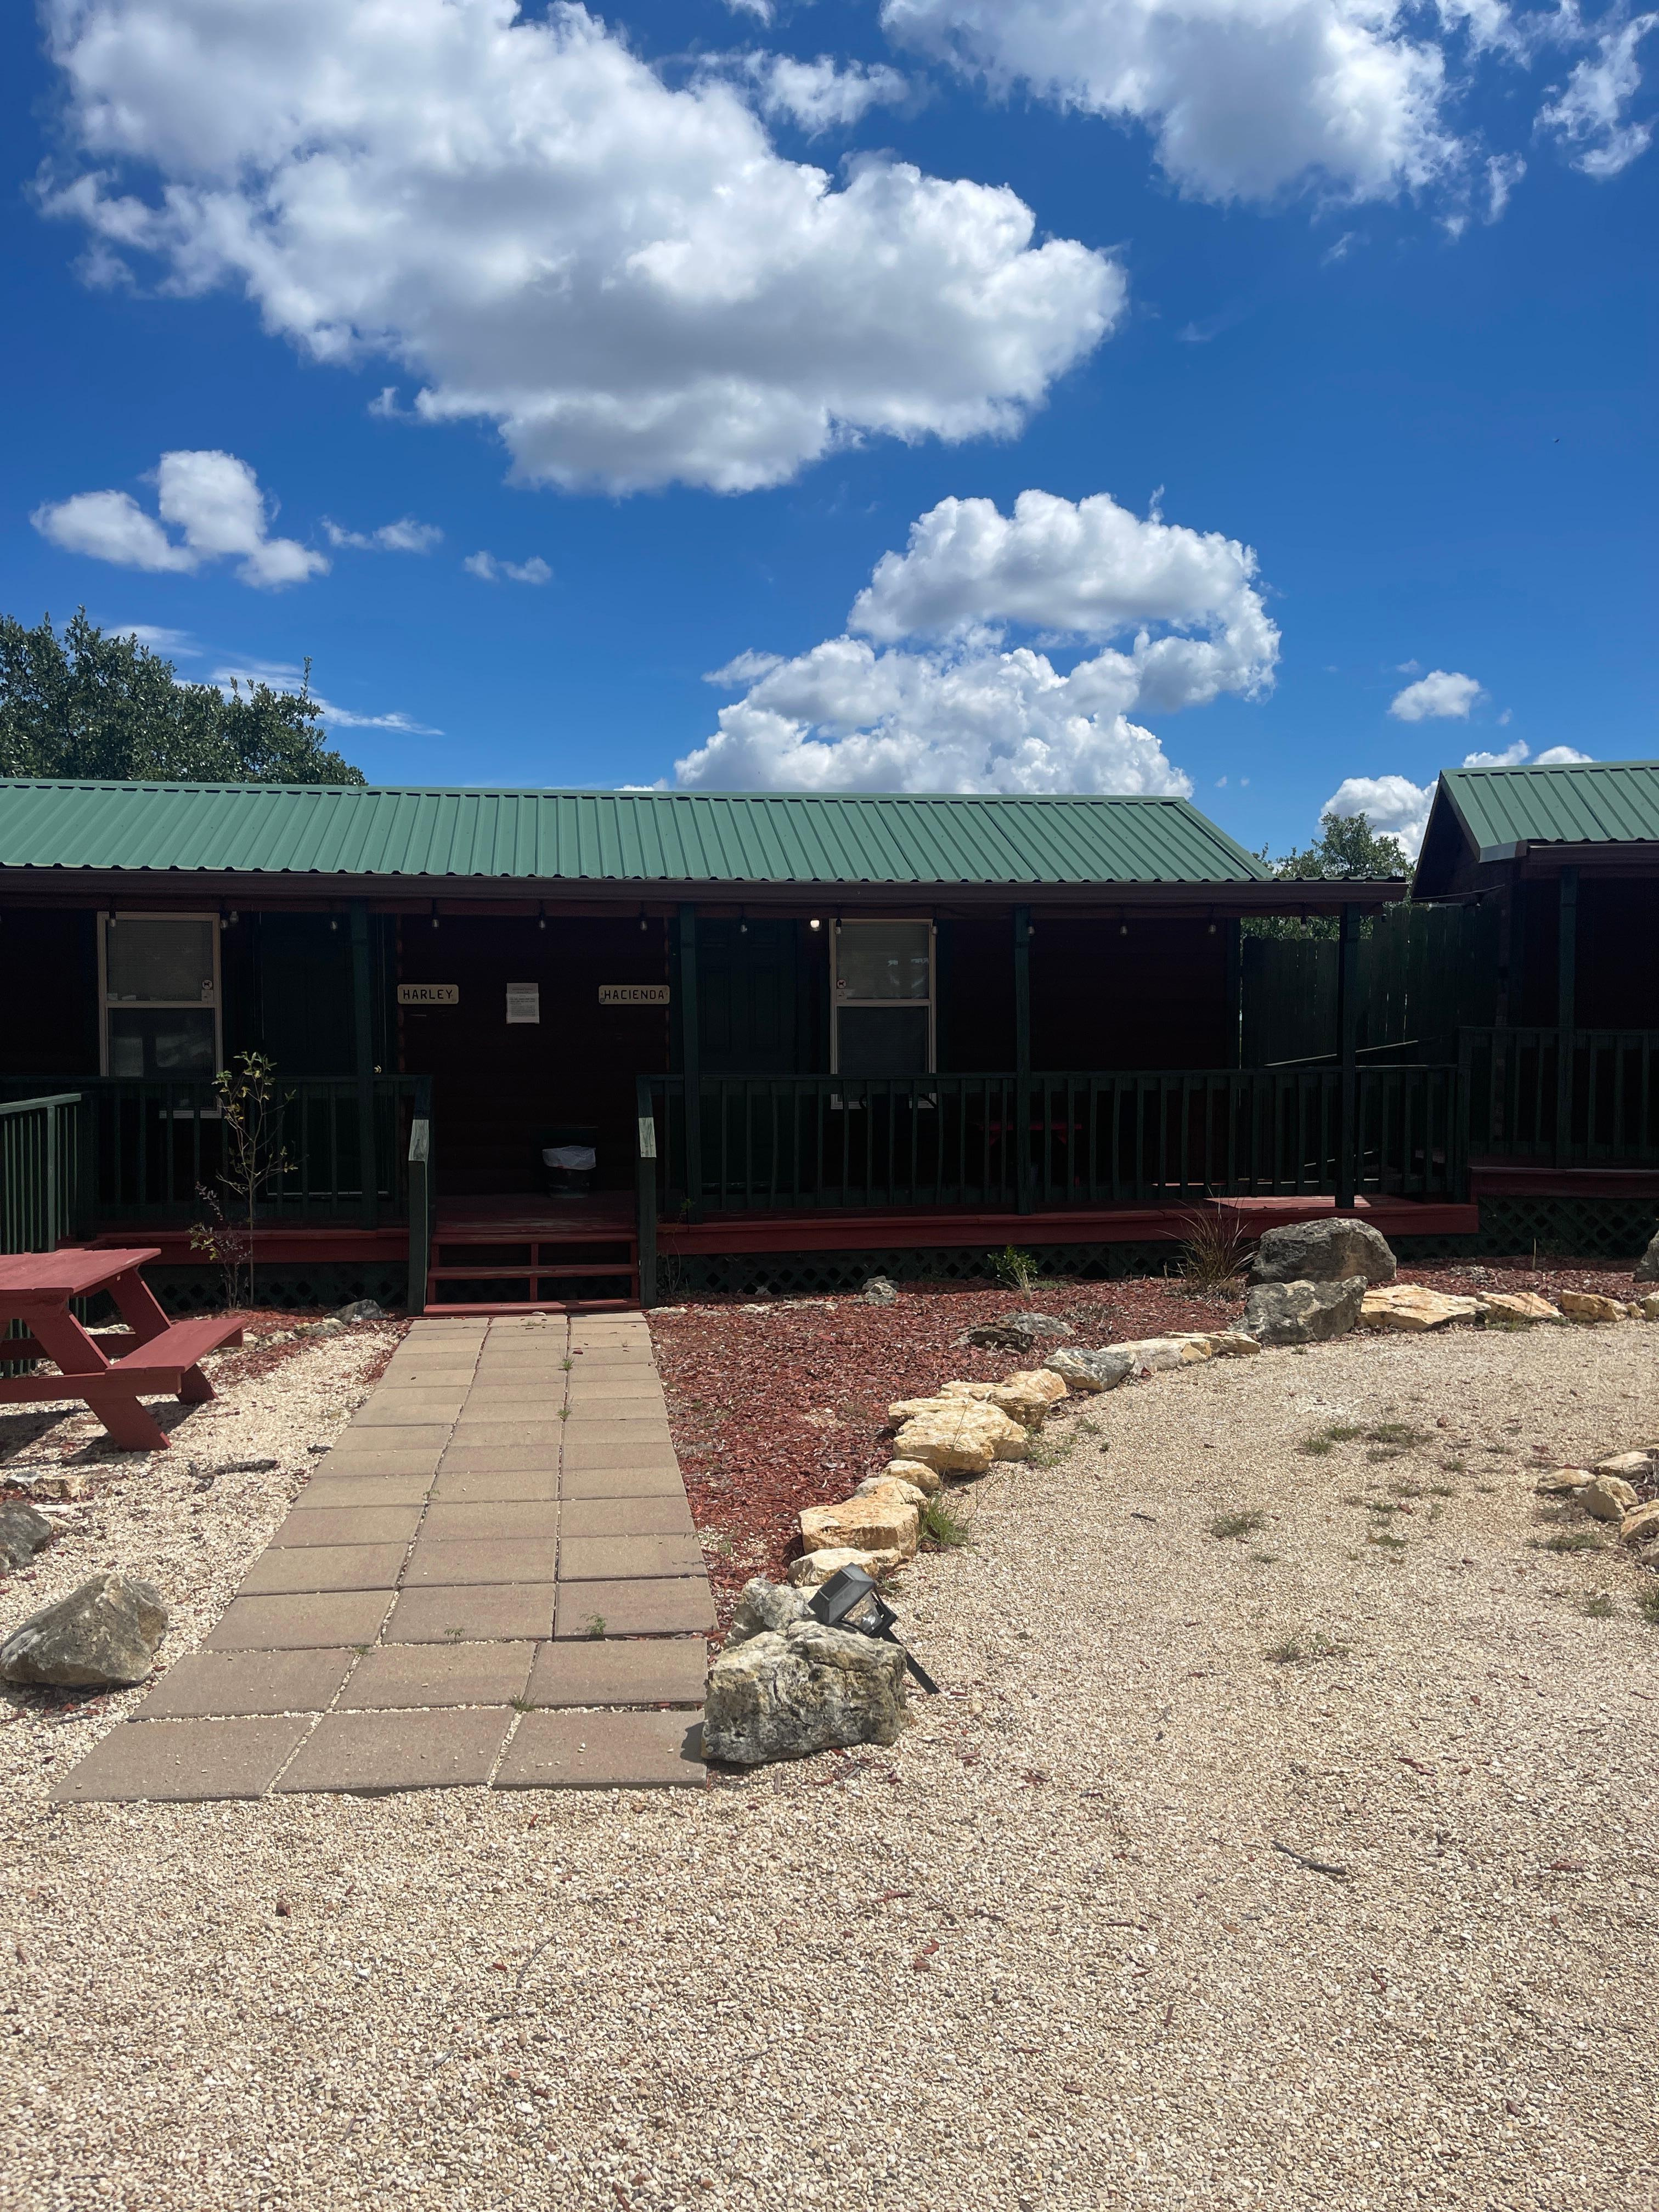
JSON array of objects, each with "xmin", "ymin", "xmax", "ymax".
[{"xmin": 0, "ymin": 1248, "xmax": 244, "ymax": 1453}]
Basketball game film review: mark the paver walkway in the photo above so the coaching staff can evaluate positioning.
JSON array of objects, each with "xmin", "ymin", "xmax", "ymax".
[{"xmin": 55, "ymin": 1313, "xmax": 710, "ymax": 1802}]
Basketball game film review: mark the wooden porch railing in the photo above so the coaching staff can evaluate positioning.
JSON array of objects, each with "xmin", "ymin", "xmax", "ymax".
[
  {"xmin": 0, "ymin": 1093, "xmax": 84, "ymax": 1254},
  {"xmin": 0, "ymin": 1075, "xmax": 422, "ymax": 1226},
  {"xmin": 1460, "ymin": 1026, "xmax": 1659, "ymax": 1166},
  {"xmin": 636, "ymin": 1065, "xmax": 1466, "ymax": 1228}
]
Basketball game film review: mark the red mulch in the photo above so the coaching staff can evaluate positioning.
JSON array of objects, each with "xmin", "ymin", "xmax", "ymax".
[{"xmin": 650, "ymin": 1256, "xmax": 1649, "ymax": 1622}]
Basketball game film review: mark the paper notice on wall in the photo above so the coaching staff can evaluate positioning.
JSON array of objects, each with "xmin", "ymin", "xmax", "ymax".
[{"xmin": 505, "ymin": 981, "xmax": 540, "ymax": 1024}]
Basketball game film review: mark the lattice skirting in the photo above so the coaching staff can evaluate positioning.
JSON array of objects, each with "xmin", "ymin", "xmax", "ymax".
[
  {"xmin": 658, "ymin": 1241, "xmax": 1187, "ymax": 1300},
  {"xmin": 1394, "ymin": 1195, "xmax": 1659, "ymax": 1267},
  {"xmin": 145, "ymin": 1262, "xmax": 409, "ymax": 1316}
]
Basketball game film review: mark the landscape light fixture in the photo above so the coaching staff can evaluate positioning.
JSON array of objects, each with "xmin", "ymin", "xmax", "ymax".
[{"xmin": 806, "ymin": 1565, "xmax": 939, "ymax": 1694}]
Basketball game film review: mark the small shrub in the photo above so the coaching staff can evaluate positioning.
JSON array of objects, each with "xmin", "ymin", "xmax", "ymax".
[
  {"xmin": 1638, "ymin": 1584, "xmax": 1659, "ymax": 1624},
  {"xmin": 990, "ymin": 1244, "xmax": 1039, "ymax": 1295},
  {"xmin": 919, "ymin": 1494, "xmax": 973, "ymax": 1549},
  {"xmin": 1584, "ymin": 1594, "xmax": 1616, "ymax": 1619},
  {"xmin": 1210, "ymin": 1509, "xmax": 1267, "ymax": 1541}
]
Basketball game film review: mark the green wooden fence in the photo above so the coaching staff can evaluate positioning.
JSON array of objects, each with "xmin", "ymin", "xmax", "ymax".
[
  {"xmin": 0, "ymin": 1075, "xmax": 421, "ymax": 1225},
  {"xmin": 1460, "ymin": 1026, "xmax": 1659, "ymax": 1166},
  {"xmin": 0, "ymin": 1093, "xmax": 83, "ymax": 1255},
  {"xmin": 1244, "ymin": 903, "xmax": 1500, "ymax": 1068},
  {"xmin": 636, "ymin": 1065, "xmax": 1466, "ymax": 1230}
]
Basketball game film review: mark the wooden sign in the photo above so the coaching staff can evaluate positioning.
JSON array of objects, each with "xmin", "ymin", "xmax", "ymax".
[
  {"xmin": 398, "ymin": 983, "xmax": 459, "ymax": 1006},
  {"xmin": 599, "ymin": 984, "xmax": 670, "ymax": 1006}
]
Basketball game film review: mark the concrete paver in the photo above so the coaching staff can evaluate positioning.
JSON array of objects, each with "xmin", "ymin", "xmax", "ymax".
[
  {"xmin": 134, "ymin": 1649, "xmax": 355, "ymax": 1720},
  {"xmin": 420, "ymin": 1500, "xmax": 562, "ymax": 1542},
  {"xmin": 403, "ymin": 1537, "xmax": 560, "ymax": 1587},
  {"xmin": 526, "ymin": 1638, "xmax": 706, "ymax": 1709},
  {"xmin": 319, "ymin": 1438, "xmax": 449, "ymax": 1473},
  {"xmin": 288, "ymin": 1473, "xmax": 435, "ymax": 1509},
  {"xmin": 553, "ymin": 1577, "xmax": 715, "ymax": 1639},
  {"xmin": 557, "ymin": 1532, "xmax": 706, "ymax": 1582},
  {"xmin": 52, "ymin": 1717, "xmax": 312, "ymax": 1803},
  {"xmin": 430, "ymin": 1465, "xmax": 560, "ymax": 1503},
  {"xmin": 560, "ymin": 1460, "xmax": 687, "ymax": 1500},
  {"xmin": 494, "ymin": 1710, "xmax": 703, "ymax": 1790},
  {"xmin": 276, "ymin": 1708, "xmax": 513, "ymax": 1794},
  {"xmin": 337, "ymin": 1643, "xmax": 534, "ymax": 1711},
  {"xmin": 205, "ymin": 1590, "xmax": 393, "ymax": 1650},
  {"xmin": 350, "ymin": 1393, "xmax": 467, "ymax": 1426},
  {"xmin": 437, "ymin": 1442, "xmax": 563, "ymax": 1475},
  {"xmin": 237, "ymin": 1542, "xmax": 409, "ymax": 1596},
  {"xmin": 268, "ymin": 1505, "xmax": 425, "ymax": 1546},
  {"xmin": 385, "ymin": 1583, "xmax": 558, "ymax": 1644},
  {"xmin": 558, "ymin": 1494, "xmax": 695, "ymax": 1538}
]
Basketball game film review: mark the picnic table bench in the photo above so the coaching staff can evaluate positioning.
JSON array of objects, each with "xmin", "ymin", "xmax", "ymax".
[{"xmin": 0, "ymin": 1248, "xmax": 244, "ymax": 1452}]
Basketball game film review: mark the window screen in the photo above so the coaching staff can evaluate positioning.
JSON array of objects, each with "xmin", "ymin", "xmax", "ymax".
[
  {"xmin": 103, "ymin": 916, "xmax": 221, "ymax": 1080},
  {"xmin": 833, "ymin": 919, "xmax": 934, "ymax": 1076}
]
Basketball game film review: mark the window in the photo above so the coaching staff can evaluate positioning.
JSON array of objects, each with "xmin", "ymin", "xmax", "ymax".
[
  {"xmin": 832, "ymin": 919, "xmax": 935, "ymax": 1077},
  {"xmin": 100, "ymin": 915, "xmax": 221, "ymax": 1079}
]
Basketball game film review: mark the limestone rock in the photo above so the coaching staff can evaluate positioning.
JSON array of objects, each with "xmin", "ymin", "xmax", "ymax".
[
  {"xmin": 1620, "ymin": 1499, "xmax": 1659, "ymax": 1546},
  {"xmin": 891, "ymin": 1398, "xmax": 1031, "ymax": 1474},
  {"xmin": 1560, "ymin": 1291, "xmax": 1623, "ymax": 1323},
  {"xmin": 0, "ymin": 1572, "xmax": 168, "ymax": 1689},
  {"xmin": 964, "ymin": 1313, "xmax": 1074, "ymax": 1351},
  {"xmin": 1358, "ymin": 1284, "xmax": 1483, "ymax": 1333},
  {"xmin": 0, "ymin": 1501, "xmax": 59, "ymax": 1573},
  {"xmin": 787, "ymin": 1547, "xmax": 905, "ymax": 1587},
  {"xmin": 940, "ymin": 1369, "xmax": 1068, "ymax": 1427},
  {"xmin": 1198, "ymin": 1331, "xmax": 1263, "ymax": 1357},
  {"xmin": 799, "ymin": 1495, "xmax": 919, "ymax": 1559},
  {"xmin": 1043, "ymin": 1346, "xmax": 1137, "ymax": 1393},
  {"xmin": 1636, "ymin": 1293, "xmax": 1659, "ymax": 1321},
  {"xmin": 1536, "ymin": 1468, "xmax": 1593, "ymax": 1494},
  {"xmin": 861, "ymin": 1275, "xmax": 898, "ymax": 1306},
  {"xmin": 1120, "ymin": 1335, "xmax": 1214, "ymax": 1372},
  {"xmin": 726, "ymin": 1577, "xmax": 815, "ymax": 1646},
  {"xmin": 1242, "ymin": 1276, "xmax": 1367, "ymax": 1347},
  {"xmin": 701, "ymin": 1621, "xmax": 909, "ymax": 1765},
  {"xmin": 1594, "ymin": 1451, "xmax": 1654, "ymax": 1481},
  {"xmin": 1582, "ymin": 1475, "xmax": 1638, "ymax": 1521},
  {"xmin": 854, "ymin": 1474, "xmax": 929, "ymax": 1509},
  {"xmin": 1634, "ymin": 1231, "xmax": 1659, "ymax": 1282},
  {"xmin": 1248, "ymin": 1220, "xmax": 1397, "ymax": 1287},
  {"xmin": 1480, "ymin": 1291, "xmax": 1561, "ymax": 1324},
  {"xmin": 882, "ymin": 1457, "xmax": 941, "ymax": 1494}
]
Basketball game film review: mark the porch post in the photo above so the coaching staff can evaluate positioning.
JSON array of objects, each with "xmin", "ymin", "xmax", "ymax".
[
  {"xmin": 1335, "ymin": 901, "xmax": 1358, "ymax": 1209},
  {"xmin": 349, "ymin": 901, "xmax": 379, "ymax": 1231},
  {"xmin": 1554, "ymin": 867, "xmax": 1578, "ymax": 1168},
  {"xmin": 1013, "ymin": 904, "xmax": 1031, "ymax": 1215},
  {"xmin": 678, "ymin": 905, "xmax": 702, "ymax": 1221},
  {"xmin": 1222, "ymin": 918, "xmax": 1242, "ymax": 1069}
]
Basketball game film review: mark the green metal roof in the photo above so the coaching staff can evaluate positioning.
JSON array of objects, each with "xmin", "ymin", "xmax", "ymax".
[
  {"xmin": 1436, "ymin": 758, "xmax": 1659, "ymax": 861},
  {"xmin": 0, "ymin": 781, "xmax": 1271, "ymax": 888}
]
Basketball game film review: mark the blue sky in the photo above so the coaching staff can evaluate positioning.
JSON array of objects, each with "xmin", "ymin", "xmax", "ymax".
[{"xmin": 2, "ymin": 0, "xmax": 1654, "ymax": 859}]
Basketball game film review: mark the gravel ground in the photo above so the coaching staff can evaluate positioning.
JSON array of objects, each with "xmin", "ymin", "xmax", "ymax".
[
  {"xmin": 1, "ymin": 1322, "xmax": 402, "ymax": 1777},
  {"xmin": 4, "ymin": 1321, "xmax": 1659, "ymax": 2210}
]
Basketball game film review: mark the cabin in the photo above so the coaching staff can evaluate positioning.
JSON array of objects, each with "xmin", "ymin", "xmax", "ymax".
[
  {"xmin": 1408, "ymin": 755, "xmax": 1659, "ymax": 1258},
  {"xmin": 0, "ymin": 779, "xmax": 1476, "ymax": 1311}
]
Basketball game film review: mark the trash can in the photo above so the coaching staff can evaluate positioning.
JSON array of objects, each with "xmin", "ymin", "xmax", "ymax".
[{"xmin": 540, "ymin": 1125, "xmax": 598, "ymax": 1195}]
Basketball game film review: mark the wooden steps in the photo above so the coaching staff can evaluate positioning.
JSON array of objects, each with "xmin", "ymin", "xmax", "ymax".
[{"xmin": 422, "ymin": 1194, "xmax": 640, "ymax": 1315}]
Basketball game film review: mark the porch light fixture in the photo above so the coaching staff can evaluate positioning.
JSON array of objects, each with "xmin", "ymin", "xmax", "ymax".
[
  {"xmin": 431, "ymin": 902, "xmax": 441, "ymax": 931},
  {"xmin": 738, "ymin": 907, "xmax": 748, "ymax": 935},
  {"xmin": 806, "ymin": 1565, "xmax": 939, "ymax": 1694},
  {"xmin": 537, "ymin": 905, "xmax": 546, "ymax": 932},
  {"xmin": 638, "ymin": 904, "xmax": 648, "ymax": 933},
  {"xmin": 1119, "ymin": 922, "xmax": 1130, "ymax": 937},
  {"xmin": 809, "ymin": 917, "xmax": 821, "ymax": 931}
]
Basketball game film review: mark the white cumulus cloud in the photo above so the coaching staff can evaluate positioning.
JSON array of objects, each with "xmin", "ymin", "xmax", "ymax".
[
  {"xmin": 1538, "ymin": 12, "xmax": 1658, "ymax": 177},
  {"xmin": 882, "ymin": 0, "xmax": 1657, "ymax": 210},
  {"xmin": 464, "ymin": 551, "xmax": 553, "ymax": 586},
  {"xmin": 323, "ymin": 516, "xmax": 443, "ymax": 554},
  {"xmin": 1323, "ymin": 738, "xmax": 1595, "ymax": 859},
  {"xmin": 33, "ymin": 450, "xmax": 327, "ymax": 588},
  {"xmin": 741, "ymin": 54, "xmax": 911, "ymax": 133},
  {"xmin": 211, "ymin": 658, "xmax": 442, "ymax": 735},
  {"xmin": 1389, "ymin": 668, "xmax": 1483, "ymax": 720},
  {"xmin": 42, "ymin": 0, "xmax": 1120, "ymax": 496},
  {"xmin": 675, "ymin": 487, "xmax": 1277, "ymax": 794}
]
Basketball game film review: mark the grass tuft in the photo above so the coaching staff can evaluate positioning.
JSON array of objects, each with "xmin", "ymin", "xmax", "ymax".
[
  {"xmin": 919, "ymin": 1494, "xmax": 973, "ymax": 1549},
  {"xmin": 1210, "ymin": 1508, "xmax": 1267, "ymax": 1541},
  {"xmin": 1638, "ymin": 1584, "xmax": 1659, "ymax": 1625},
  {"xmin": 1584, "ymin": 1594, "xmax": 1616, "ymax": 1619},
  {"xmin": 1299, "ymin": 1424, "xmax": 1365, "ymax": 1458},
  {"xmin": 1267, "ymin": 1631, "xmax": 1346, "ymax": 1664},
  {"xmin": 989, "ymin": 1244, "xmax": 1039, "ymax": 1296},
  {"xmin": 1531, "ymin": 1530, "xmax": 1607, "ymax": 1554},
  {"xmin": 1175, "ymin": 1202, "xmax": 1251, "ymax": 1293}
]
